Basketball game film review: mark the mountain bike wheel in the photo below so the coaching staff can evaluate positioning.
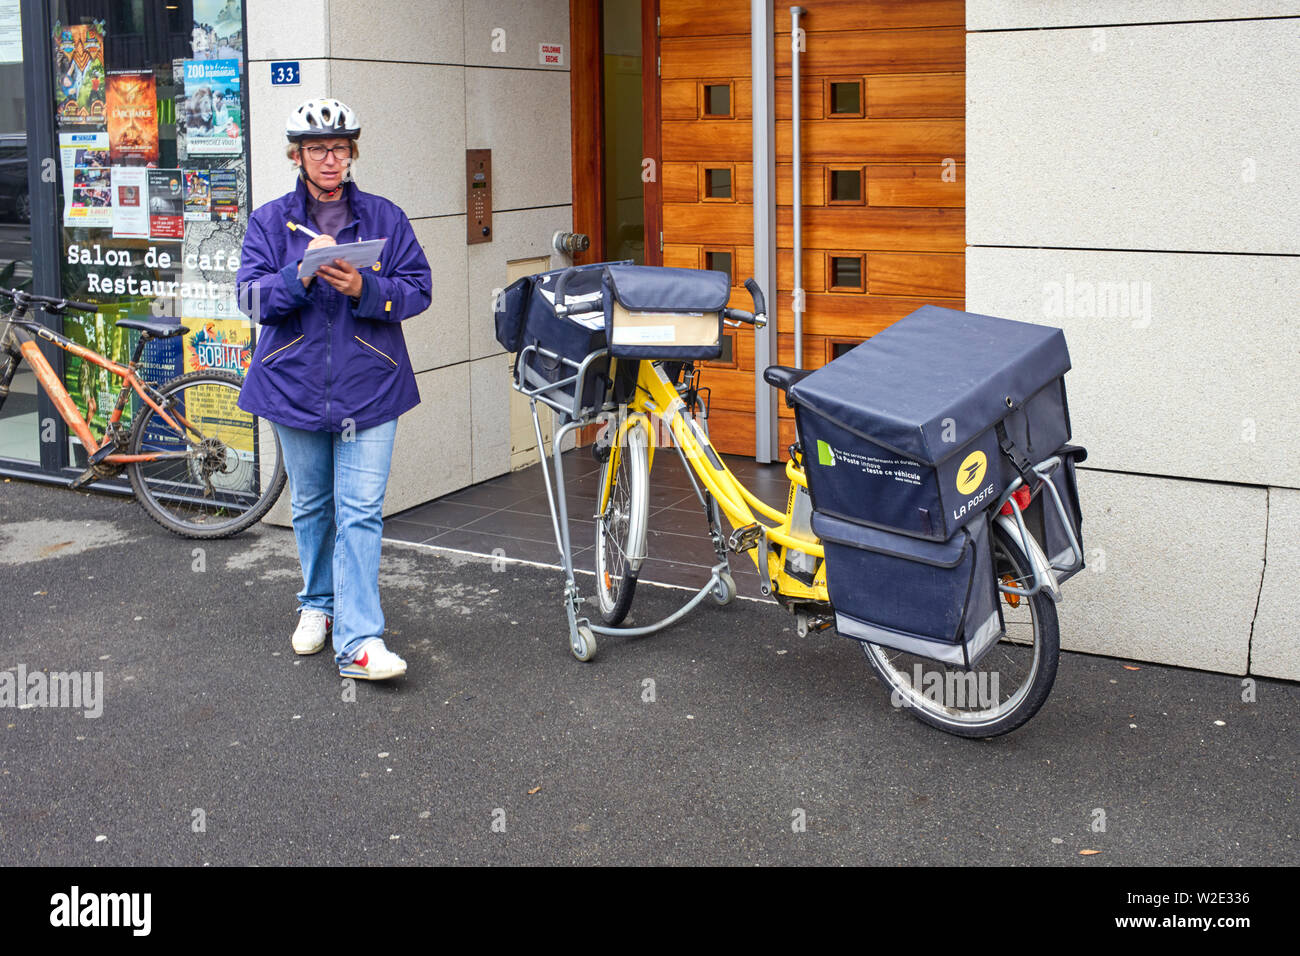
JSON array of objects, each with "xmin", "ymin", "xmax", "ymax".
[
  {"xmin": 126, "ymin": 370, "xmax": 286, "ymax": 539},
  {"xmin": 859, "ymin": 522, "xmax": 1060, "ymax": 738},
  {"xmin": 594, "ymin": 419, "xmax": 649, "ymax": 625}
]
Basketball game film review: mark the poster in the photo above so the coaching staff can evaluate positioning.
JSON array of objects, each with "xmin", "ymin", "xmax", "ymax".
[
  {"xmin": 61, "ymin": 307, "xmax": 135, "ymax": 435},
  {"xmin": 58, "ymin": 132, "xmax": 112, "ymax": 228},
  {"xmin": 70, "ymin": 165, "xmax": 113, "ymax": 228},
  {"xmin": 184, "ymin": 170, "xmax": 211, "ymax": 221},
  {"xmin": 147, "ymin": 169, "xmax": 184, "ymax": 240},
  {"xmin": 106, "ymin": 71, "xmax": 159, "ymax": 165},
  {"xmin": 111, "ymin": 166, "xmax": 149, "ymax": 238},
  {"xmin": 191, "ymin": 1, "xmax": 243, "ymax": 59},
  {"xmin": 182, "ymin": 318, "xmax": 254, "ymax": 457},
  {"xmin": 183, "ymin": 59, "xmax": 241, "ymax": 155},
  {"xmin": 53, "ymin": 21, "xmax": 107, "ymax": 127},
  {"xmin": 209, "ymin": 169, "xmax": 238, "ymax": 221}
]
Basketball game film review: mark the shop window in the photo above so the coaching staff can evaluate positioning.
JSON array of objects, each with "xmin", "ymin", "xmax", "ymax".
[
  {"xmin": 827, "ymin": 254, "xmax": 864, "ymax": 292},
  {"xmin": 703, "ymin": 166, "xmax": 733, "ymax": 201},
  {"xmin": 44, "ymin": 0, "xmax": 253, "ymax": 473},
  {"xmin": 827, "ymin": 80, "xmax": 864, "ymax": 118},
  {"xmin": 828, "ymin": 167, "xmax": 863, "ymax": 204}
]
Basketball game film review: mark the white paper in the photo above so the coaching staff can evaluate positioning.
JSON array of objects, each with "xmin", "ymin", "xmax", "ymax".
[
  {"xmin": 59, "ymin": 132, "xmax": 112, "ymax": 229},
  {"xmin": 110, "ymin": 166, "xmax": 149, "ymax": 238},
  {"xmin": 297, "ymin": 238, "xmax": 388, "ymax": 280},
  {"xmin": 612, "ymin": 325, "xmax": 677, "ymax": 345},
  {"xmin": 0, "ymin": 0, "xmax": 21, "ymax": 64}
]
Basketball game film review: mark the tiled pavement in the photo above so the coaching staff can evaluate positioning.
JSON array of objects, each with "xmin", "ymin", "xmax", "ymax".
[{"xmin": 385, "ymin": 447, "xmax": 791, "ymax": 601}]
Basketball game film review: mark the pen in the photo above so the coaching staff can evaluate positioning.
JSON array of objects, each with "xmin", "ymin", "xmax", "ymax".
[{"xmin": 286, "ymin": 220, "xmax": 321, "ymax": 239}]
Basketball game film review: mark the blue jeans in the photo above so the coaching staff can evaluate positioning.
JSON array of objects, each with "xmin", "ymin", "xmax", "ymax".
[{"xmin": 273, "ymin": 420, "xmax": 398, "ymax": 665}]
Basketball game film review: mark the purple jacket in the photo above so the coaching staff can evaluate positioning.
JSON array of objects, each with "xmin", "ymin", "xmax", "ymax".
[{"xmin": 236, "ymin": 178, "xmax": 431, "ymax": 432}]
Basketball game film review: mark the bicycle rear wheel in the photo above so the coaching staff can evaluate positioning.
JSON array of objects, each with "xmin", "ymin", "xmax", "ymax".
[
  {"xmin": 594, "ymin": 419, "xmax": 648, "ymax": 625},
  {"xmin": 859, "ymin": 522, "xmax": 1060, "ymax": 738},
  {"xmin": 126, "ymin": 370, "xmax": 286, "ymax": 539}
]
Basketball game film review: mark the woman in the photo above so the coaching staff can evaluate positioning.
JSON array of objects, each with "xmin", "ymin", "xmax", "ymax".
[{"xmin": 236, "ymin": 98, "xmax": 432, "ymax": 681}]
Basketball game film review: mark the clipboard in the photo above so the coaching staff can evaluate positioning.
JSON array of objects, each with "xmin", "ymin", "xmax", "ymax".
[{"xmin": 298, "ymin": 237, "xmax": 388, "ymax": 280}]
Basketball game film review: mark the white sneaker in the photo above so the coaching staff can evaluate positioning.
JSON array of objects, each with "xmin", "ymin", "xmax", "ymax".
[
  {"xmin": 338, "ymin": 639, "xmax": 407, "ymax": 680},
  {"xmin": 292, "ymin": 609, "xmax": 332, "ymax": 655}
]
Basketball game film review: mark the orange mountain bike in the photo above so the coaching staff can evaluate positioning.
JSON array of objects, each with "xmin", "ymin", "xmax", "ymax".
[{"xmin": 0, "ymin": 288, "xmax": 285, "ymax": 538}]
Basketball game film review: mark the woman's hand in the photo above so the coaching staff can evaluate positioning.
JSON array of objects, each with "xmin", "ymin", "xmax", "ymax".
[
  {"xmin": 316, "ymin": 258, "xmax": 363, "ymax": 299},
  {"xmin": 300, "ymin": 234, "xmax": 337, "ymax": 288}
]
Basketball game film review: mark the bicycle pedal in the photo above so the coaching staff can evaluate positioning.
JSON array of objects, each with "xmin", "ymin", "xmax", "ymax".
[
  {"xmin": 88, "ymin": 442, "xmax": 118, "ymax": 465},
  {"xmin": 727, "ymin": 522, "xmax": 764, "ymax": 554}
]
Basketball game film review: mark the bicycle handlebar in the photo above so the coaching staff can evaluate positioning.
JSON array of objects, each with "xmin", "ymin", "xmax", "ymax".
[
  {"xmin": 722, "ymin": 278, "xmax": 768, "ymax": 329},
  {"xmin": 1, "ymin": 288, "xmax": 101, "ymax": 314}
]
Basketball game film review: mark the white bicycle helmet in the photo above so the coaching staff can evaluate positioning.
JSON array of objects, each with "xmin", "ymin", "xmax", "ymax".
[{"xmin": 285, "ymin": 98, "xmax": 360, "ymax": 141}]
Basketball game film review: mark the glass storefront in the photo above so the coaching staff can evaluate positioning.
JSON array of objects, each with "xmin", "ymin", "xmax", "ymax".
[
  {"xmin": 1, "ymin": 0, "xmax": 251, "ymax": 478},
  {"xmin": 0, "ymin": 0, "xmax": 38, "ymax": 461}
]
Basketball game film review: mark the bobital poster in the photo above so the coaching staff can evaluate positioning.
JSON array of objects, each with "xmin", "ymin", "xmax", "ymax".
[
  {"xmin": 105, "ymin": 71, "xmax": 159, "ymax": 165},
  {"xmin": 53, "ymin": 21, "xmax": 107, "ymax": 127},
  {"xmin": 184, "ymin": 59, "xmax": 241, "ymax": 155},
  {"xmin": 182, "ymin": 318, "xmax": 254, "ymax": 456}
]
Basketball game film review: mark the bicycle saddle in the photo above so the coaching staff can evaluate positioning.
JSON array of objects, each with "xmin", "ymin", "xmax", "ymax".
[
  {"xmin": 762, "ymin": 365, "xmax": 813, "ymax": 407},
  {"xmin": 114, "ymin": 319, "xmax": 190, "ymax": 338}
]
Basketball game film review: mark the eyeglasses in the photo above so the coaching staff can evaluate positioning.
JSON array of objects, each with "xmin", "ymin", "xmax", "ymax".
[{"xmin": 302, "ymin": 144, "xmax": 351, "ymax": 162}]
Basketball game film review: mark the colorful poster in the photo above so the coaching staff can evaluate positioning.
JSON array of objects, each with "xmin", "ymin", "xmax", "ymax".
[
  {"xmin": 209, "ymin": 169, "xmax": 238, "ymax": 221},
  {"xmin": 58, "ymin": 132, "xmax": 111, "ymax": 227},
  {"xmin": 106, "ymin": 71, "xmax": 159, "ymax": 165},
  {"xmin": 190, "ymin": 1, "xmax": 243, "ymax": 59},
  {"xmin": 183, "ymin": 59, "xmax": 241, "ymax": 155},
  {"xmin": 147, "ymin": 169, "xmax": 184, "ymax": 240},
  {"xmin": 184, "ymin": 169, "xmax": 211, "ymax": 221},
  {"xmin": 70, "ymin": 165, "xmax": 113, "ymax": 228},
  {"xmin": 61, "ymin": 306, "xmax": 136, "ymax": 435},
  {"xmin": 182, "ymin": 318, "xmax": 254, "ymax": 456},
  {"xmin": 111, "ymin": 166, "xmax": 149, "ymax": 238},
  {"xmin": 53, "ymin": 21, "xmax": 107, "ymax": 127}
]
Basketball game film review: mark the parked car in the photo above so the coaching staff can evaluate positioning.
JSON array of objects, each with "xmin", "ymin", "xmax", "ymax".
[{"xmin": 0, "ymin": 134, "xmax": 30, "ymax": 224}]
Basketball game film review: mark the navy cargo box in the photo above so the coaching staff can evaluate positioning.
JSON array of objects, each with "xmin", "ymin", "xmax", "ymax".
[{"xmin": 788, "ymin": 305, "xmax": 1072, "ymax": 541}]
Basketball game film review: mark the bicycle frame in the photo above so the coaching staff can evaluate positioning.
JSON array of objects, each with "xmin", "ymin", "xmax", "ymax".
[
  {"xmin": 0, "ymin": 312, "xmax": 195, "ymax": 466},
  {"xmin": 611, "ymin": 357, "xmax": 828, "ymax": 606}
]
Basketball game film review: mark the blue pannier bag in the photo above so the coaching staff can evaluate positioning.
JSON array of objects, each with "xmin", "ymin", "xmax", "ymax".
[
  {"xmin": 788, "ymin": 305, "xmax": 1072, "ymax": 542},
  {"xmin": 601, "ymin": 265, "xmax": 729, "ymax": 361},
  {"xmin": 812, "ymin": 509, "xmax": 1004, "ymax": 668},
  {"xmin": 497, "ymin": 261, "xmax": 629, "ymax": 417}
]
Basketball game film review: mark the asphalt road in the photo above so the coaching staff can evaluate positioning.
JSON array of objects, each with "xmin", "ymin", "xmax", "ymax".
[{"xmin": 0, "ymin": 477, "xmax": 1295, "ymax": 866}]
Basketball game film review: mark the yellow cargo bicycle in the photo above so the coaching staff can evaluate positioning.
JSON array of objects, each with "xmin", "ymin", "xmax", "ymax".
[{"xmin": 507, "ymin": 264, "xmax": 1084, "ymax": 737}]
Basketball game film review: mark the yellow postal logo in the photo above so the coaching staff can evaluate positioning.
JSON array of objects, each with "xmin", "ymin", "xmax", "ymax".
[{"xmin": 956, "ymin": 450, "xmax": 988, "ymax": 495}]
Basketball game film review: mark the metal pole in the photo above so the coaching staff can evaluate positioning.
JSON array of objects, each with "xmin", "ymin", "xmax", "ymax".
[
  {"xmin": 751, "ymin": 0, "xmax": 778, "ymax": 462},
  {"xmin": 790, "ymin": 6, "xmax": 805, "ymax": 370}
]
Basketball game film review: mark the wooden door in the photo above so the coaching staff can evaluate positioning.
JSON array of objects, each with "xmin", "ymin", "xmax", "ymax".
[{"xmin": 657, "ymin": 0, "xmax": 965, "ymax": 457}]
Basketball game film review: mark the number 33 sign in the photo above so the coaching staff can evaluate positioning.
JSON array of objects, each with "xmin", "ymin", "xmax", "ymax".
[{"xmin": 270, "ymin": 61, "xmax": 300, "ymax": 86}]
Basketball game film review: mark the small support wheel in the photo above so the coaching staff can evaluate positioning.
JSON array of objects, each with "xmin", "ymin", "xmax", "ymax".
[
  {"xmin": 571, "ymin": 624, "xmax": 597, "ymax": 662},
  {"xmin": 711, "ymin": 570, "xmax": 737, "ymax": 606}
]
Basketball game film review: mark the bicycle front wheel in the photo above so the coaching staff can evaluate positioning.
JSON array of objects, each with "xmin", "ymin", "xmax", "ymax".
[
  {"xmin": 594, "ymin": 418, "xmax": 649, "ymax": 625},
  {"xmin": 126, "ymin": 370, "xmax": 286, "ymax": 539},
  {"xmin": 859, "ymin": 522, "xmax": 1060, "ymax": 738}
]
